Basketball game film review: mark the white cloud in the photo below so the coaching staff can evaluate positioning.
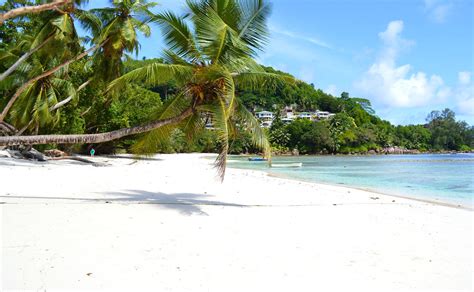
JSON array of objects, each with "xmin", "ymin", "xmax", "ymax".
[
  {"xmin": 423, "ymin": 0, "xmax": 453, "ymax": 23},
  {"xmin": 355, "ymin": 20, "xmax": 449, "ymax": 108},
  {"xmin": 454, "ymin": 73, "xmax": 474, "ymax": 116},
  {"xmin": 458, "ymin": 71, "xmax": 471, "ymax": 85},
  {"xmin": 355, "ymin": 20, "xmax": 473, "ymax": 123}
]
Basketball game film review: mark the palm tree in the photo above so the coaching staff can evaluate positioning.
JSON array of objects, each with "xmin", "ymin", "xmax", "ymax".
[
  {"xmin": 0, "ymin": 0, "xmax": 294, "ymax": 179},
  {"xmin": 0, "ymin": 0, "xmax": 153, "ymax": 130},
  {"xmin": 0, "ymin": 0, "xmax": 102, "ymax": 124},
  {"xmin": 89, "ymin": 0, "xmax": 155, "ymax": 82}
]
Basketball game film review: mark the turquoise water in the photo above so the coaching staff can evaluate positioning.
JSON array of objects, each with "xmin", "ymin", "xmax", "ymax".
[{"xmin": 228, "ymin": 154, "xmax": 474, "ymax": 207}]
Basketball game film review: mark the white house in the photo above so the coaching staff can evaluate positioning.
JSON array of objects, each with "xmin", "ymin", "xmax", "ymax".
[
  {"xmin": 281, "ymin": 117, "xmax": 294, "ymax": 124},
  {"xmin": 315, "ymin": 110, "xmax": 335, "ymax": 120},
  {"xmin": 255, "ymin": 111, "xmax": 274, "ymax": 128},
  {"xmin": 256, "ymin": 111, "xmax": 274, "ymax": 121},
  {"xmin": 298, "ymin": 112, "xmax": 312, "ymax": 120}
]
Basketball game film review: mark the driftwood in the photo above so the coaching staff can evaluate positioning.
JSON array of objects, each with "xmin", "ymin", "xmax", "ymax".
[
  {"xmin": 1, "ymin": 148, "xmax": 107, "ymax": 166},
  {"xmin": 48, "ymin": 156, "xmax": 108, "ymax": 167}
]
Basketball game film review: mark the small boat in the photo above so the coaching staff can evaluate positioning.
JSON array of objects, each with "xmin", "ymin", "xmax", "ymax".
[
  {"xmin": 248, "ymin": 157, "xmax": 268, "ymax": 161},
  {"xmin": 271, "ymin": 162, "xmax": 303, "ymax": 168}
]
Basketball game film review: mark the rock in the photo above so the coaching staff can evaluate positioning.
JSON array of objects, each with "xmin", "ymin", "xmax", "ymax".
[
  {"xmin": 44, "ymin": 149, "xmax": 67, "ymax": 157},
  {"xmin": 382, "ymin": 146, "xmax": 420, "ymax": 154},
  {"xmin": 21, "ymin": 148, "xmax": 46, "ymax": 161},
  {"xmin": 368, "ymin": 150, "xmax": 377, "ymax": 155},
  {"xmin": 291, "ymin": 148, "xmax": 299, "ymax": 156}
]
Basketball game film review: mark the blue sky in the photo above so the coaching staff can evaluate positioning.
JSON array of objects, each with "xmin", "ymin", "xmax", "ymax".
[{"xmin": 6, "ymin": 0, "xmax": 474, "ymax": 125}]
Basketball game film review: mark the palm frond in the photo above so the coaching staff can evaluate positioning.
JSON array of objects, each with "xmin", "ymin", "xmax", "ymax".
[
  {"xmin": 233, "ymin": 99, "xmax": 271, "ymax": 162},
  {"xmin": 238, "ymin": 0, "xmax": 272, "ymax": 54},
  {"xmin": 75, "ymin": 9, "xmax": 103, "ymax": 38},
  {"xmin": 108, "ymin": 62, "xmax": 193, "ymax": 93},
  {"xmin": 232, "ymin": 71, "xmax": 296, "ymax": 91},
  {"xmin": 153, "ymin": 11, "xmax": 202, "ymax": 63},
  {"xmin": 193, "ymin": 6, "xmax": 247, "ymax": 64},
  {"xmin": 204, "ymin": 99, "xmax": 230, "ymax": 181}
]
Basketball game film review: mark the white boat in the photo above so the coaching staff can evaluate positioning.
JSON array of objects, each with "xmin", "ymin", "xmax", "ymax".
[{"xmin": 271, "ymin": 162, "xmax": 303, "ymax": 168}]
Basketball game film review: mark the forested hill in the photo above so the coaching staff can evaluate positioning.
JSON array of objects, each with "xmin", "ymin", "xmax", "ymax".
[
  {"xmin": 1, "ymin": 53, "xmax": 472, "ymax": 154},
  {"xmin": 123, "ymin": 58, "xmax": 473, "ymax": 155}
]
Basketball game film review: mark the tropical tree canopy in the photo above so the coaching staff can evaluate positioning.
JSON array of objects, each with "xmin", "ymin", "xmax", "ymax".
[
  {"xmin": 0, "ymin": 0, "xmax": 293, "ymax": 180},
  {"xmin": 1, "ymin": 1, "xmax": 471, "ymax": 179},
  {"xmin": 108, "ymin": 0, "xmax": 293, "ymax": 178}
]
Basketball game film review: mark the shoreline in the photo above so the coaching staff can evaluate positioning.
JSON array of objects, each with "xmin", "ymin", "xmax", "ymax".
[
  {"xmin": 226, "ymin": 154, "xmax": 473, "ymax": 210},
  {"xmin": 229, "ymin": 165, "xmax": 473, "ymax": 211},
  {"xmin": 265, "ymin": 171, "xmax": 473, "ymax": 211},
  {"xmin": 1, "ymin": 153, "xmax": 472, "ymax": 290}
]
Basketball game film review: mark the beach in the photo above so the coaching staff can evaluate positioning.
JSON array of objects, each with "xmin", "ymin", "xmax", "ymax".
[{"xmin": 1, "ymin": 153, "xmax": 472, "ymax": 291}]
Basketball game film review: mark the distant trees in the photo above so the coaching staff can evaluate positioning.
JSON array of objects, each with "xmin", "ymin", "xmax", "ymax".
[
  {"xmin": 426, "ymin": 109, "xmax": 473, "ymax": 151},
  {"xmin": 261, "ymin": 107, "xmax": 472, "ymax": 155},
  {"xmin": 0, "ymin": 2, "xmax": 472, "ymax": 158}
]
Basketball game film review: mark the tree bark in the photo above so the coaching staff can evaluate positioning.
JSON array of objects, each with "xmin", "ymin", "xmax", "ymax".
[
  {"xmin": 49, "ymin": 79, "xmax": 91, "ymax": 111},
  {"xmin": 0, "ymin": 0, "xmax": 70, "ymax": 25},
  {"xmin": 15, "ymin": 80, "xmax": 92, "ymax": 136},
  {"xmin": 0, "ymin": 34, "xmax": 55, "ymax": 82},
  {"xmin": 0, "ymin": 121, "xmax": 17, "ymax": 134},
  {"xmin": 0, "ymin": 107, "xmax": 194, "ymax": 146},
  {"xmin": 0, "ymin": 40, "xmax": 106, "ymax": 122}
]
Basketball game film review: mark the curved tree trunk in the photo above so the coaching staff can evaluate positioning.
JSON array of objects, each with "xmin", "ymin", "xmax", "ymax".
[
  {"xmin": 0, "ymin": 0, "xmax": 70, "ymax": 25},
  {"xmin": 15, "ymin": 79, "xmax": 92, "ymax": 136},
  {"xmin": 0, "ymin": 108, "xmax": 194, "ymax": 146},
  {"xmin": 0, "ymin": 40, "xmax": 106, "ymax": 122},
  {"xmin": 49, "ymin": 79, "xmax": 91, "ymax": 111},
  {"xmin": 0, "ymin": 121, "xmax": 17, "ymax": 135},
  {"xmin": 0, "ymin": 34, "xmax": 55, "ymax": 82}
]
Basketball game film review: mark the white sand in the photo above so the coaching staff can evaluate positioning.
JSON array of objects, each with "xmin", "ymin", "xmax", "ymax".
[{"xmin": 1, "ymin": 153, "xmax": 472, "ymax": 291}]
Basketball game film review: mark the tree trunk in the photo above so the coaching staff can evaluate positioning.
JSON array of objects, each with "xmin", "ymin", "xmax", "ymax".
[
  {"xmin": 0, "ymin": 40, "xmax": 106, "ymax": 122},
  {"xmin": 49, "ymin": 79, "xmax": 91, "ymax": 111},
  {"xmin": 0, "ymin": 34, "xmax": 55, "ymax": 82},
  {"xmin": 0, "ymin": 107, "xmax": 194, "ymax": 146},
  {"xmin": 0, "ymin": 121, "xmax": 17, "ymax": 135},
  {"xmin": 0, "ymin": 0, "xmax": 70, "ymax": 24},
  {"xmin": 15, "ymin": 80, "xmax": 92, "ymax": 136}
]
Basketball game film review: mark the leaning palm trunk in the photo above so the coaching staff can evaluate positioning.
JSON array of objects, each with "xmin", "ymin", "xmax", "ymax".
[
  {"xmin": 0, "ymin": 107, "xmax": 194, "ymax": 146},
  {"xmin": 0, "ymin": 40, "xmax": 107, "ymax": 122},
  {"xmin": 0, "ymin": 0, "xmax": 71, "ymax": 25},
  {"xmin": 0, "ymin": 34, "xmax": 55, "ymax": 82}
]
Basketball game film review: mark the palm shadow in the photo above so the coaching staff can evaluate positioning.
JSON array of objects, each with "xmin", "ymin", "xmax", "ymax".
[
  {"xmin": 0, "ymin": 190, "xmax": 245, "ymax": 216},
  {"xmin": 99, "ymin": 190, "xmax": 247, "ymax": 215}
]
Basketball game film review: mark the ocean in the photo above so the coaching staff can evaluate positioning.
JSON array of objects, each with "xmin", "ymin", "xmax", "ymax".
[{"xmin": 227, "ymin": 154, "xmax": 474, "ymax": 208}]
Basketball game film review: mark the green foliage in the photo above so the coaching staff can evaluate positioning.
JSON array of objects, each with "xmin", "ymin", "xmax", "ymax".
[
  {"xmin": 1, "ymin": 0, "xmax": 472, "ymax": 158},
  {"xmin": 425, "ymin": 109, "xmax": 473, "ymax": 151}
]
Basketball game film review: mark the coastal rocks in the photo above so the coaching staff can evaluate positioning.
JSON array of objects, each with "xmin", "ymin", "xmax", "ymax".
[
  {"xmin": 4, "ymin": 148, "xmax": 46, "ymax": 161},
  {"xmin": 291, "ymin": 148, "xmax": 300, "ymax": 156},
  {"xmin": 44, "ymin": 149, "xmax": 67, "ymax": 157},
  {"xmin": 382, "ymin": 146, "xmax": 420, "ymax": 155}
]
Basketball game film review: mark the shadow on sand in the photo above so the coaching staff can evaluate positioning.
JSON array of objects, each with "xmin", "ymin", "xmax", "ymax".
[{"xmin": 0, "ymin": 190, "xmax": 245, "ymax": 216}]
